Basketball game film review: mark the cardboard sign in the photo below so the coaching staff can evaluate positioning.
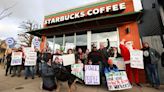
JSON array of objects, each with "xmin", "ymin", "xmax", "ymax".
[
  {"xmin": 24, "ymin": 52, "xmax": 37, "ymax": 66},
  {"xmin": 110, "ymin": 58, "xmax": 125, "ymax": 70},
  {"xmin": 85, "ymin": 65, "xmax": 100, "ymax": 85},
  {"xmin": 62, "ymin": 54, "xmax": 75, "ymax": 66},
  {"xmin": 11, "ymin": 52, "xmax": 22, "ymax": 66},
  {"xmin": 105, "ymin": 71, "xmax": 132, "ymax": 91},
  {"xmin": 130, "ymin": 50, "xmax": 144, "ymax": 69},
  {"xmin": 71, "ymin": 64, "xmax": 84, "ymax": 80}
]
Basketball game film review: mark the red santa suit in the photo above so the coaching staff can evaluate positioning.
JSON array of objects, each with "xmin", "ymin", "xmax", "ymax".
[{"xmin": 119, "ymin": 43, "xmax": 139, "ymax": 84}]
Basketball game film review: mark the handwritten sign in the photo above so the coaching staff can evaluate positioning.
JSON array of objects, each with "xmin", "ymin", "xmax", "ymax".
[
  {"xmin": 62, "ymin": 54, "xmax": 75, "ymax": 66},
  {"xmin": 11, "ymin": 52, "xmax": 22, "ymax": 66},
  {"xmin": 130, "ymin": 50, "xmax": 144, "ymax": 69},
  {"xmin": 105, "ymin": 71, "xmax": 132, "ymax": 91},
  {"xmin": 85, "ymin": 65, "xmax": 100, "ymax": 85},
  {"xmin": 71, "ymin": 64, "xmax": 84, "ymax": 80},
  {"xmin": 110, "ymin": 58, "xmax": 125, "ymax": 70},
  {"xmin": 24, "ymin": 52, "xmax": 37, "ymax": 66}
]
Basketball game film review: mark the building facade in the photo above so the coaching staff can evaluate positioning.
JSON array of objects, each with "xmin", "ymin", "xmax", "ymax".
[{"xmin": 29, "ymin": 0, "xmax": 147, "ymax": 82}]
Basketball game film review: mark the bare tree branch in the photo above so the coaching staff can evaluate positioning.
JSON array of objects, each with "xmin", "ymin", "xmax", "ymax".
[
  {"xmin": 18, "ymin": 20, "xmax": 39, "ymax": 46},
  {"xmin": 0, "ymin": 3, "xmax": 16, "ymax": 20}
]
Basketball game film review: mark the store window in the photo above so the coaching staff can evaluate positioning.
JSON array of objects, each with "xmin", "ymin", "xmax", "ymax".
[
  {"xmin": 91, "ymin": 31, "xmax": 119, "ymax": 49},
  {"xmin": 55, "ymin": 36, "xmax": 63, "ymax": 51},
  {"xmin": 65, "ymin": 34, "xmax": 74, "ymax": 44},
  {"xmin": 47, "ymin": 38, "xmax": 53, "ymax": 51}
]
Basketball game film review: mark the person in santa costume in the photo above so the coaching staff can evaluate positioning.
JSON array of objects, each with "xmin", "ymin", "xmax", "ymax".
[{"xmin": 119, "ymin": 39, "xmax": 141, "ymax": 87}]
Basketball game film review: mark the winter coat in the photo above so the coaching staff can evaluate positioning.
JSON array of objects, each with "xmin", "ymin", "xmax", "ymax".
[
  {"xmin": 119, "ymin": 44, "xmax": 130, "ymax": 62},
  {"xmin": 149, "ymin": 48, "xmax": 160, "ymax": 64},
  {"xmin": 41, "ymin": 62, "xmax": 56, "ymax": 89}
]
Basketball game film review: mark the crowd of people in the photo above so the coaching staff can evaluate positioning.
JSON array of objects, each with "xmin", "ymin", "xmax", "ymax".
[{"xmin": 1, "ymin": 39, "xmax": 162, "ymax": 91}]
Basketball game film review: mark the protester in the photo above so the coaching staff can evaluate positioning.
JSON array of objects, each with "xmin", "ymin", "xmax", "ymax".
[
  {"xmin": 98, "ymin": 39, "xmax": 110, "ymax": 69},
  {"xmin": 11, "ymin": 48, "xmax": 23, "ymax": 77},
  {"xmin": 84, "ymin": 49, "xmax": 90, "ymax": 64},
  {"xmin": 104, "ymin": 59, "xmax": 119, "ymax": 73},
  {"xmin": 40, "ymin": 53, "xmax": 57, "ymax": 91},
  {"xmin": 109, "ymin": 47, "xmax": 122, "ymax": 58},
  {"xmin": 66, "ymin": 49, "xmax": 74, "ymax": 73},
  {"xmin": 36, "ymin": 49, "xmax": 41, "ymax": 77},
  {"xmin": 88, "ymin": 46, "xmax": 102, "ymax": 65},
  {"xmin": 141, "ymin": 42, "xmax": 160, "ymax": 89},
  {"xmin": 76, "ymin": 48, "xmax": 85, "ymax": 64},
  {"xmin": 5, "ymin": 49, "xmax": 12, "ymax": 76},
  {"xmin": 119, "ymin": 39, "xmax": 141, "ymax": 87},
  {"xmin": 67, "ymin": 49, "xmax": 74, "ymax": 54}
]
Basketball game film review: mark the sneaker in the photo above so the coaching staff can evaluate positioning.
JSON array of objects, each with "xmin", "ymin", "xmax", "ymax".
[{"xmin": 136, "ymin": 83, "xmax": 142, "ymax": 87}]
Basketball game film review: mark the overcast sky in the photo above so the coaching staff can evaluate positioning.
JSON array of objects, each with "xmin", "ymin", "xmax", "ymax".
[{"xmin": 0, "ymin": 0, "xmax": 100, "ymax": 40}]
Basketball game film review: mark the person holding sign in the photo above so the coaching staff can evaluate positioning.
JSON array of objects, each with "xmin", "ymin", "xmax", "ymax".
[
  {"xmin": 104, "ymin": 59, "xmax": 119, "ymax": 73},
  {"xmin": 11, "ymin": 48, "xmax": 23, "ymax": 77},
  {"xmin": 119, "ymin": 39, "xmax": 141, "ymax": 87},
  {"xmin": 141, "ymin": 42, "xmax": 160, "ymax": 89},
  {"xmin": 40, "ymin": 54, "xmax": 57, "ymax": 91},
  {"xmin": 5, "ymin": 49, "xmax": 13, "ymax": 76}
]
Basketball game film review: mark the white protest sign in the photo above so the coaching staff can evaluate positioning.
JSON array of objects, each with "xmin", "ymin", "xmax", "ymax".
[
  {"xmin": 105, "ymin": 71, "xmax": 132, "ymax": 91},
  {"xmin": 85, "ymin": 65, "xmax": 100, "ymax": 85},
  {"xmin": 25, "ymin": 52, "xmax": 37, "ymax": 66},
  {"xmin": 62, "ymin": 54, "xmax": 75, "ymax": 66},
  {"xmin": 110, "ymin": 58, "xmax": 125, "ymax": 70},
  {"xmin": 71, "ymin": 64, "xmax": 84, "ymax": 80},
  {"xmin": 11, "ymin": 52, "xmax": 22, "ymax": 66},
  {"xmin": 130, "ymin": 50, "xmax": 144, "ymax": 69}
]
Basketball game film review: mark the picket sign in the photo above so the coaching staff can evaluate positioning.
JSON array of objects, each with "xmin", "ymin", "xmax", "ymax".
[
  {"xmin": 11, "ymin": 52, "xmax": 22, "ymax": 66},
  {"xmin": 130, "ymin": 50, "xmax": 144, "ymax": 69},
  {"xmin": 71, "ymin": 64, "xmax": 84, "ymax": 80},
  {"xmin": 105, "ymin": 71, "xmax": 132, "ymax": 91},
  {"xmin": 62, "ymin": 54, "xmax": 75, "ymax": 66},
  {"xmin": 85, "ymin": 65, "xmax": 100, "ymax": 85},
  {"xmin": 24, "ymin": 52, "xmax": 37, "ymax": 66}
]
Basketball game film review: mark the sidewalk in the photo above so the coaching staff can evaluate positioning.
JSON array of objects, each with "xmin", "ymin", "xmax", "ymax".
[{"xmin": 0, "ymin": 64, "xmax": 164, "ymax": 92}]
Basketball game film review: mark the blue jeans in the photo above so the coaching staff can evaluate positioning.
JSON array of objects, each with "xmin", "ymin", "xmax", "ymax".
[
  {"xmin": 145, "ymin": 64, "xmax": 160, "ymax": 86},
  {"xmin": 25, "ymin": 66, "xmax": 35, "ymax": 78}
]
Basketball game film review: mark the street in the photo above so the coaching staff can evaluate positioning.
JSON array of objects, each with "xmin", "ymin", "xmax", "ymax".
[{"xmin": 0, "ymin": 65, "xmax": 163, "ymax": 92}]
